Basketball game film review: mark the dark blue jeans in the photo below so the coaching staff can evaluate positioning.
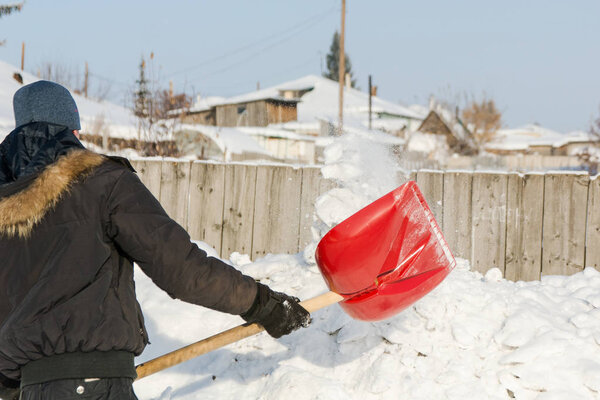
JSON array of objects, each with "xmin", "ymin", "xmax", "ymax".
[{"xmin": 20, "ymin": 378, "xmax": 138, "ymax": 400}]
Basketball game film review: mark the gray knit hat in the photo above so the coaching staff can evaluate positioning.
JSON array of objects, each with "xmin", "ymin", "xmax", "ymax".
[{"xmin": 13, "ymin": 80, "xmax": 81, "ymax": 130}]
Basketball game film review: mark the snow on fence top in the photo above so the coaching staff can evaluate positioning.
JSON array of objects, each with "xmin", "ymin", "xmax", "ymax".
[{"xmin": 130, "ymin": 158, "xmax": 600, "ymax": 282}]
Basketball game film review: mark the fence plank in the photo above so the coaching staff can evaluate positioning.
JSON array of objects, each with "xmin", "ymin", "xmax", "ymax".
[
  {"xmin": 408, "ymin": 170, "xmax": 417, "ymax": 182},
  {"xmin": 586, "ymin": 176, "xmax": 600, "ymax": 269},
  {"xmin": 471, "ymin": 172, "xmax": 508, "ymax": 275},
  {"xmin": 299, "ymin": 167, "xmax": 323, "ymax": 250},
  {"xmin": 252, "ymin": 165, "xmax": 303, "ymax": 259},
  {"xmin": 416, "ymin": 170, "xmax": 444, "ymax": 229},
  {"xmin": 131, "ymin": 159, "xmax": 162, "ymax": 200},
  {"xmin": 505, "ymin": 174, "xmax": 544, "ymax": 281},
  {"xmin": 542, "ymin": 173, "xmax": 589, "ymax": 276},
  {"xmin": 188, "ymin": 162, "xmax": 226, "ymax": 254},
  {"xmin": 443, "ymin": 172, "xmax": 473, "ymax": 261},
  {"xmin": 159, "ymin": 161, "xmax": 191, "ymax": 230},
  {"xmin": 221, "ymin": 164, "xmax": 257, "ymax": 258}
]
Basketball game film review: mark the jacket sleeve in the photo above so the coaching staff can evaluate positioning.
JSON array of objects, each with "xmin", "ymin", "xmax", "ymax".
[
  {"xmin": 106, "ymin": 169, "xmax": 257, "ymax": 315},
  {"xmin": 0, "ymin": 371, "xmax": 19, "ymax": 389}
]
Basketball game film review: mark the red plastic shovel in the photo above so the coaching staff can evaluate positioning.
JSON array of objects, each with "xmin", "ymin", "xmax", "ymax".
[{"xmin": 135, "ymin": 180, "xmax": 455, "ymax": 380}]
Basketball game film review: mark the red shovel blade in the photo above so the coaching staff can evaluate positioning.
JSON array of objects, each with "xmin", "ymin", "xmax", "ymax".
[{"xmin": 315, "ymin": 181, "xmax": 456, "ymax": 321}]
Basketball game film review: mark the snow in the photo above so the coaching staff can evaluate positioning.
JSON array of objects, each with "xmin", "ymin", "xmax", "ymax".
[
  {"xmin": 133, "ymin": 254, "xmax": 600, "ymax": 399},
  {"xmin": 486, "ymin": 124, "xmax": 596, "ymax": 153},
  {"xmin": 132, "ymin": 129, "xmax": 600, "ymax": 399},
  {"xmin": 407, "ymin": 131, "xmax": 447, "ymax": 153},
  {"xmin": 188, "ymin": 96, "xmax": 227, "ymax": 113},
  {"xmin": 177, "ymin": 124, "xmax": 270, "ymax": 157},
  {"xmin": 237, "ymin": 126, "xmax": 317, "ymax": 142}
]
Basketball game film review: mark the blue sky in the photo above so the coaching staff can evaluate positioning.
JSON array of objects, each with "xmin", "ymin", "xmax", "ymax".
[{"xmin": 1, "ymin": 0, "xmax": 599, "ymax": 132}]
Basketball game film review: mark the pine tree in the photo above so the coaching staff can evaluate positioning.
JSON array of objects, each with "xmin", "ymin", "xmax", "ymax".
[
  {"xmin": 134, "ymin": 57, "xmax": 150, "ymax": 118},
  {"xmin": 323, "ymin": 30, "xmax": 356, "ymax": 87},
  {"xmin": 0, "ymin": 2, "xmax": 23, "ymax": 46},
  {"xmin": 0, "ymin": 3, "xmax": 23, "ymax": 18}
]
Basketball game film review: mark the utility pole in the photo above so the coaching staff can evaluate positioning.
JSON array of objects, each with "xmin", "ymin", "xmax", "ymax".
[
  {"xmin": 84, "ymin": 62, "xmax": 89, "ymax": 98},
  {"xmin": 368, "ymin": 75, "xmax": 372, "ymax": 130},
  {"xmin": 20, "ymin": 42, "xmax": 25, "ymax": 70},
  {"xmin": 338, "ymin": 0, "xmax": 346, "ymax": 135}
]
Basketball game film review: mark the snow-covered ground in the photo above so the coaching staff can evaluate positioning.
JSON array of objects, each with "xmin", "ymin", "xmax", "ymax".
[
  {"xmin": 134, "ymin": 254, "xmax": 600, "ymax": 400},
  {"xmin": 133, "ymin": 131, "xmax": 600, "ymax": 400}
]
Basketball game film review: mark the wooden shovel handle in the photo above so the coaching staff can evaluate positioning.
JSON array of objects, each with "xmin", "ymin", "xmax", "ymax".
[{"xmin": 135, "ymin": 291, "xmax": 344, "ymax": 380}]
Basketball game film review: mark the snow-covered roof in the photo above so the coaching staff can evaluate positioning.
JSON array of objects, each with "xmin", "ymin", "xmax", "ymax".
[
  {"xmin": 268, "ymin": 120, "xmax": 320, "ymax": 134},
  {"xmin": 553, "ymin": 130, "xmax": 597, "ymax": 148},
  {"xmin": 485, "ymin": 124, "xmax": 593, "ymax": 151},
  {"xmin": 318, "ymin": 116, "xmax": 405, "ymax": 146},
  {"xmin": 188, "ymin": 96, "xmax": 226, "ymax": 113},
  {"xmin": 0, "ymin": 59, "xmax": 138, "ymax": 141},
  {"xmin": 177, "ymin": 124, "xmax": 270, "ymax": 156},
  {"xmin": 192, "ymin": 75, "xmax": 424, "ymax": 123},
  {"xmin": 237, "ymin": 126, "xmax": 316, "ymax": 142}
]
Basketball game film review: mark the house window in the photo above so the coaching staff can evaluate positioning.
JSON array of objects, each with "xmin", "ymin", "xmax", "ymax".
[{"xmin": 237, "ymin": 105, "xmax": 246, "ymax": 115}]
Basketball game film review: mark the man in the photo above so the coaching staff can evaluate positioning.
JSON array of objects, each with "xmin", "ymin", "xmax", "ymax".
[{"xmin": 0, "ymin": 81, "xmax": 310, "ymax": 399}]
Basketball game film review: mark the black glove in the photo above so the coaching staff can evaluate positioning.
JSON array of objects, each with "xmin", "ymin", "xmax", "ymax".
[
  {"xmin": 0, "ymin": 373, "xmax": 19, "ymax": 400},
  {"xmin": 241, "ymin": 283, "xmax": 311, "ymax": 338}
]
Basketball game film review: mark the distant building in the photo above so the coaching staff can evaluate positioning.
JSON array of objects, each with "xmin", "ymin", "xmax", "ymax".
[
  {"xmin": 180, "ymin": 75, "xmax": 425, "ymax": 133},
  {"xmin": 484, "ymin": 125, "xmax": 597, "ymax": 156},
  {"xmin": 175, "ymin": 75, "xmax": 424, "ymax": 162},
  {"xmin": 418, "ymin": 108, "xmax": 475, "ymax": 154}
]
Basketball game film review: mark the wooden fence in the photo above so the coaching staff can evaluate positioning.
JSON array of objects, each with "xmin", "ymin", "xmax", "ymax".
[
  {"xmin": 129, "ymin": 159, "xmax": 335, "ymax": 261},
  {"xmin": 414, "ymin": 170, "xmax": 596, "ymax": 281},
  {"xmin": 398, "ymin": 152, "xmax": 582, "ymax": 172},
  {"xmin": 130, "ymin": 159, "xmax": 598, "ymax": 281}
]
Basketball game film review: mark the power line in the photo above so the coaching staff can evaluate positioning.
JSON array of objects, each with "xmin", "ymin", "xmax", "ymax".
[
  {"xmin": 197, "ymin": 54, "xmax": 320, "ymax": 94},
  {"xmin": 187, "ymin": 11, "xmax": 333, "ymax": 83},
  {"xmin": 166, "ymin": 5, "xmax": 337, "ymax": 78}
]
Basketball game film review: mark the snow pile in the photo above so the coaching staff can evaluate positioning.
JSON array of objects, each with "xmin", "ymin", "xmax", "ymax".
[
  {"xmin": 176, "ymin": 124, "xmax": 271, "ymax": 160},
  {"xmin": 134, "ymin": 251, "xmax": 600, "ymax": 399}
]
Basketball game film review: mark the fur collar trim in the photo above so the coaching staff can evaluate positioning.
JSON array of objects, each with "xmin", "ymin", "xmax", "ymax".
[{"xmin": 0, "ymin": 149, "xmax": 105, "ymax": 238}]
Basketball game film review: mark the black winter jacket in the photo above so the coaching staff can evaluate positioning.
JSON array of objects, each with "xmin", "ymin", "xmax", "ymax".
[{"xmin": 0, "ymin": 123, "xmax": 258, "ymax": 382}]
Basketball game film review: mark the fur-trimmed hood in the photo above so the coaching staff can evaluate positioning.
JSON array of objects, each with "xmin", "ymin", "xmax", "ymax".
[{"xmin": 0, "ymin": 149, "xmax": 105, "ymax": 238}]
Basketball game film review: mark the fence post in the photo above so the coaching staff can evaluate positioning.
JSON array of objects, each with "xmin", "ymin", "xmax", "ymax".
[
  {"xmin": 471, "ymin": 172, "xmax": 508, "ymax": 275},
  {"xmin": 252, "ymin": 165, "xmax": 303, "ymax": 259},
  {"xmin": 442, "ymin": 171, "xmax": 473, "ymax": 262},
  {"xmin": 221, "ymin": 164, "xmax": 257, "ymax": 259},
  {"xmin": 188, "ymin": 162, "xmax": 226, "ymax": 255},
  {"xmin": 542, "ymin": 173, "xmax": 589, "ymax": 276},
  {"xmin": 159, "ymin": 160, "xmax": 192, "ymax": 230},
  {"xmin": 586, "ymin": 176, "xmax": 600, "ymax": 269},
  {"xmin": 416, "ymin": 170, "xmax": 444, "ymax": 230},
  {"xmin": 505, "ymin": 173, "xmax": 544, "ymax": 281}
]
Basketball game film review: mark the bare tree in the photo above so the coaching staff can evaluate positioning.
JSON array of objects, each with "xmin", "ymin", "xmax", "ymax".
[
  {"xmin": 461, "ymin": 97, "xmax": 502, "ymax": 149},
  {"xmin": 36, "ymin": 61, "xmax": 82, "ymax": 90},
  {"xmin": 35, "ymin": 61, "xmax": 113, "ymax": 102},
  {"xmin": 131, "ymin": 55, "xmax": 192, "ymax": 155}
]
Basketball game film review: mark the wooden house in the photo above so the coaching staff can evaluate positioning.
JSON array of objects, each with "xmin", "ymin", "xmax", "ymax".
[
  {"xmin": 215, "ymin": 98, "xmax": 299, "ymax": 127},
  {"xmin": 418, "ymin": 109, "xmax": 475, "ymax": 154}
]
